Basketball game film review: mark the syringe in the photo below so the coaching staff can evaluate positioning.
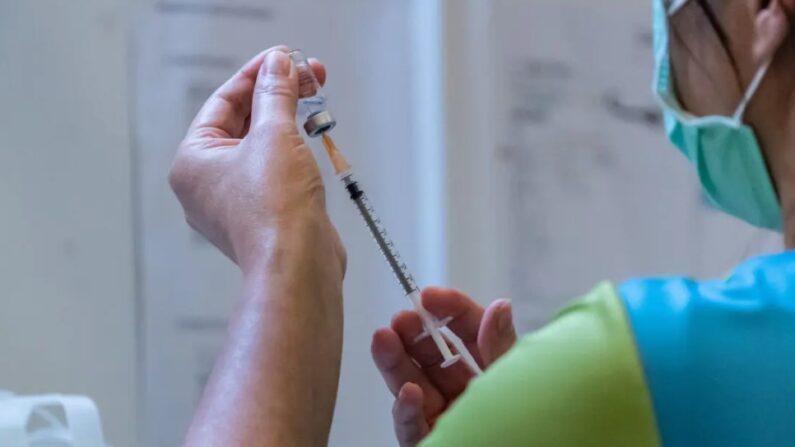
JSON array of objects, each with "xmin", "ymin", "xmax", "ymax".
[
  {"xmin": 287, "ymin": 49, "xmax": 482, "ymax": 374},
  {"xmin": 323, "ymin": 135, "xmax": 484, "ymax": 374}
]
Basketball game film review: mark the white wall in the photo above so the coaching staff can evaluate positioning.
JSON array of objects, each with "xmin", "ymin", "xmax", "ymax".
[
  {"xmin": 1, "ymin": 1, "xmax": 785, "ymax": 447},
  {"xmin": 0, "ymin": 1, "xmax": 138, "ymax": 446}
]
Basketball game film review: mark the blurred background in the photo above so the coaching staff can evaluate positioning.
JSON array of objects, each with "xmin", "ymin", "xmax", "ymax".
[{"xmin": 0, "ymin": 0, "xmax": 781, "ymax": 446}]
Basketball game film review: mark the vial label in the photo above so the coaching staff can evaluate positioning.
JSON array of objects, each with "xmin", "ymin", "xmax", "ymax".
[{"xmin": 297, "ymin": 68, "xmax": 319, "ymax": 99}]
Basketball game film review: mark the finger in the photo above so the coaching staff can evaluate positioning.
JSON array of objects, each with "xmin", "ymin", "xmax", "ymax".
[
  {"xmin": 393, "ymin": 383, "xmax": 430, "ymax": 447},
  {"xmin": 477, "ymin": 299, "xmax": 517, "ymax": 366},
  {"xmin": 371, "ymin": 328, "xmax": 447, "ymax": 418},
  {"xmin": 251, "ymin": 49, "xmax": 299, "ymax": 129},
  {"xmin": 189, "ymin": 46, "xmax": 287, "ymax": 139},
  {"xmin": 392, "ymin": 311, "xmax": 475, "ymax": 399},
  {"xmin": 308, "ymin": 58, "xmax": 327, "ymax": 87}
]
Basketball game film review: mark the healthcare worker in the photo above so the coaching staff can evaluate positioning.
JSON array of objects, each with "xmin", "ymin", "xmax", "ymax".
[
  {"xmin": 370, "ymin": 0, "xmax": 795, "ymax": 445},
  {"xmin": 169, "ymin": 0, "xmax": 795, "ymax": 445}
]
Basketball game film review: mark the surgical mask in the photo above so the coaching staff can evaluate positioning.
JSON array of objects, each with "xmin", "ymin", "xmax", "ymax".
[{"xmin": 653, "ymin": 0, "xmax": 782, "ymax": 230}]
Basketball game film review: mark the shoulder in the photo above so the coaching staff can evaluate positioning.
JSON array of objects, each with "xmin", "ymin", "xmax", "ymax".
[
  {"xmin": 621, "ymin": 251, "xmax": 795, "ymax": 311},
  {"xmin": 421, "ymin": 282, "xmax": 659, "ymax": 447},
  {"xmin": 619, "ymin": 251, "xmax": 795, "ymax": 360},
  {"xmin": 618, "ymin": 251, "xmax": 795, "ymax": 446}
]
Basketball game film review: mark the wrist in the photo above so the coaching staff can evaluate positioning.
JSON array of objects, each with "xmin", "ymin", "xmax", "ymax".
[{"xmin": 235, "ymin": 214, "xmax": 343, "ymax": 283}]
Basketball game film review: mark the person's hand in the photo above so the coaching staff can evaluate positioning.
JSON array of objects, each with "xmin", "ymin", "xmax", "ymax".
[
  {"xmin": 371, "ymin": 288, "xmax": 517, "ymax": 447},
  {"xmin": 169, "ymin": 46, "xmax": 345, "ymax": 276}
]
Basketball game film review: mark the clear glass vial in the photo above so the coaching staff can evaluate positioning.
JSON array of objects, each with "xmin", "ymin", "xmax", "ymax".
[{"xmin": 288, "ymin": 49, "xmax": 336, "ymax": 137}]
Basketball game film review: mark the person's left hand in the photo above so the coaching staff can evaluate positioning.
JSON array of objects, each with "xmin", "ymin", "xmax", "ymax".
[
  {"xmin": 371, "ymin": 288, "xmax": 517, "ymax": 447},
  {"xmin": 169, "ymin": 46, "xmax": 346, "ymax": 277}
]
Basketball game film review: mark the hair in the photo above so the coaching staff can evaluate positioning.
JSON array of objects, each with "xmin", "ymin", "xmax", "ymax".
[
  {"xmin": 669, "ymin": 0, "xmax": 745, "ymax": 96},
  {"xmin": 694, "ymin": 0, "xmax": 740, "ymax": 73}
]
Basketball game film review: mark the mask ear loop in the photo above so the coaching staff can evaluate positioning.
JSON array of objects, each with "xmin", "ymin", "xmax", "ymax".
[
  {"xmin": 733, "ymin": 59, "xmax": 772, "ymax": 122},
  {"xmin": 669, "ymin": 0, "xmax": 689, "ymax": 15},
  {"xmin": 665, "ymin": 0, "xmax": 769, "ymax": 124}
]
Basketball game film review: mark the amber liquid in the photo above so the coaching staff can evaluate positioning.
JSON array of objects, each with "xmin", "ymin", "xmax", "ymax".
[{"xmin": 321, "ymin": 133, "xmax": 351, "ymax": 175}]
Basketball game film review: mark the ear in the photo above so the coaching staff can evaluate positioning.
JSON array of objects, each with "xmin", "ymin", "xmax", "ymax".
[{"xmin": 754, "ymin": 0, "xmax": 791, "ymax": 65}]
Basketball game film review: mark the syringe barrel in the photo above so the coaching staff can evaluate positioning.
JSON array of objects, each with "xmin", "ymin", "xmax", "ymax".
[
  {"xmin": 288, "ymin": 49, "xmax": 336, "ymax": 137},
  {"xmin": 339, "ymin": 172, "xmax": 464, "ymax": 369},
  {"xmin": 340, "ymin": 173, "xmax": 419, "ymax": 295}
]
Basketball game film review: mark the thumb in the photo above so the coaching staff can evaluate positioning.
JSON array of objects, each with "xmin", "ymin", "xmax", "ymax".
[
  {"xmin": 477, "ymin": 299, "xmax": 517, "ymax": 366},
  {"xmin": 394, "ymin": 383, "xmax": 430, "ymax": 447},
  {"xmin": 251, "ymin": 50, "xmax": 299, "ymax": 129}
]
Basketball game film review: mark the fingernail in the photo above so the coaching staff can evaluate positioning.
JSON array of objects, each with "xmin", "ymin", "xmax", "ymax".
[
  {"xmin": 264, "ymin": 50, "xmax": 290, "ymax": 75},
  {"xmin": 398, "ymin": 384, "xmax": 410, "ymax": 399},
  {"xmin": 497, "ymin": 299, "xmax": 513, "ymax": 335}
]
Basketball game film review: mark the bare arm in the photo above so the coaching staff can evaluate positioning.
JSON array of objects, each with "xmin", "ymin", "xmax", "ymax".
[
  {"xmin": 184, "ymin": 224, "xmax": 344, "ymax": 446},
  {"xmin": 170, "ymin": 47, "xmax": 345, "ymax": 446}
]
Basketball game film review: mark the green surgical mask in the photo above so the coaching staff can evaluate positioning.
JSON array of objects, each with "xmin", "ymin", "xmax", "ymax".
[{"xmin": 653, "ymin": 0, "xmax": 782, "ymax": 230}]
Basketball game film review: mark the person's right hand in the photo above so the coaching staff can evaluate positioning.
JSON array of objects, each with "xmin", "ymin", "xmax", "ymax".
[
  {"xmin": 371, "ymin": 288, "xmax": 517, "ymax": 447},
  {"xmin": 169, "ymin": 46, "xmax": 346, "ymax": 277}
]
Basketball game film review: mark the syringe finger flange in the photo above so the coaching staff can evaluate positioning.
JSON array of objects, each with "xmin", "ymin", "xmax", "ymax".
[
  {"xmin": 441, "ymin": 355, "xmax": 462, "ymax": 369},
  {"xmin": 413, "ymin": 316, "xmax": 455, "ymax": 343}
]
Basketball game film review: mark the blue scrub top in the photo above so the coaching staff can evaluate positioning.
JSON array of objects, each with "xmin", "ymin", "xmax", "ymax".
[{"xmin": 621, "ymin": 251, "xmax": 795, "ymax": 446}]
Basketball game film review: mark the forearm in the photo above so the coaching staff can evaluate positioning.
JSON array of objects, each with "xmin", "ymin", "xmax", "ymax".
[{"xmin": 183, "ymin": 221, "xmax": 344, "ymax": 447}]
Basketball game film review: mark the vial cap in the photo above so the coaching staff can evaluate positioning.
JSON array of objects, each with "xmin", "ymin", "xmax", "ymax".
[{"xmin": 304, "ymin": 111, "xmax": 337, "ymax": 137}]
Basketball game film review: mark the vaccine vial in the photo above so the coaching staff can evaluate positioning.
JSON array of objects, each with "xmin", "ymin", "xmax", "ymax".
[{"xmin": 288, "ymin": 49, "xmax": 336, "ymax": 137}]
